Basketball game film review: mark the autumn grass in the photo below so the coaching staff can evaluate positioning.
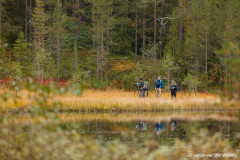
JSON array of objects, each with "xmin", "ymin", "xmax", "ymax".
[
  {"xmin": 53, "ymin": 89, "xmax": 239, "ymax": 112},
  {"xmin": 59, "ymin": 112, "xmax": 239, "ymax": 123},
  {"xmin": 0, "ymin": 89, "xmax": 239, "ymax": 112},
  {"xmin": 0, "ymin": 112, "xmax": 238, "ymax": 128}
]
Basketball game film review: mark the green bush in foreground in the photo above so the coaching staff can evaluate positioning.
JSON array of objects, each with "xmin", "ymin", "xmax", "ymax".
[{"xmin": 0, "ymin": 120, "xmax": 238, "ymax": 160}]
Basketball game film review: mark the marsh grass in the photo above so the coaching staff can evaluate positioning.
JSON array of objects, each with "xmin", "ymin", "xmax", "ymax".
[
  {"xmin": 59, "ymin": 112, "xmax": 239, "ymax": 123},
  {"xmin": 54, "ymin": 90, "xmax": 239, "ymax": 112},
  {"xmin": 0, "ymin": 112, "xmax": 238, "ymax": 128},
  {"xmin": 0, "ymin": 89, "xmax": 239, "ymax": 112}
]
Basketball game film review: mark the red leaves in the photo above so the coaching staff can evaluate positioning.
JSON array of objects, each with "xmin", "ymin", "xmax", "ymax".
[{"xmin": 0, "ymin": 78, "xmax": 68, "ymax": 87}]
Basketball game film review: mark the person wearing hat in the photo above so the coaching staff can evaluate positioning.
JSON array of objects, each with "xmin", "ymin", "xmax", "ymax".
[
  {"xmin": 155, "ymin": 76, "xmax": 164, "ymax": 98},
  {"xmin": 138, "ymin": 78, "xmax": 145, "ymax": 98},
  {"xmin": 170, "ymin": 80, "xmax": 178, "ymax": 100}
]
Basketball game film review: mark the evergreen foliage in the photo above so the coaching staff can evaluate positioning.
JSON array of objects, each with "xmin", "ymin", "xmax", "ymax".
[{"xmin": 0, "ymin": 0, "xmax": 239, "ymax": 96}]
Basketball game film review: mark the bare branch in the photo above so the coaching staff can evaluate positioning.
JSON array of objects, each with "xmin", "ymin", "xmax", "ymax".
[{"xmin": 2, "ymin": 9, "xmax": 14, "ymax": 26}]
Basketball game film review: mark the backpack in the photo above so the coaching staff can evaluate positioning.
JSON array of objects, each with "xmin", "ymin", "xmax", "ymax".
[{"xmin": 143, "ymin": 82, "xmax": 149, "ymax": 90}]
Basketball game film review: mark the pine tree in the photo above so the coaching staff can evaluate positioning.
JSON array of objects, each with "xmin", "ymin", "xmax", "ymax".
[
  {"xmin": 13, "ymin": 31, "xmax": 29, "ymax": 73},
  {"xmin": 161, "ymin": 48, "xmax": 179, "ymax": 92},
  {"xmin": 52, "ymin": 0, "xmax": 66, "ymax": 85},
  {"xmin": 32, "ymin": 0, "xmax": 49, "ymax": 84}
]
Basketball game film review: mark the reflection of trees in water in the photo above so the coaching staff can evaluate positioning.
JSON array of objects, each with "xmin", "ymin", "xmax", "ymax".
[
  {"xmin": 58, "ymin": 116, "xmax": 240, "ymax": 148},
  {"xmin": 95, "ymin": 120, "xmax": 98, "ymax": 139}
]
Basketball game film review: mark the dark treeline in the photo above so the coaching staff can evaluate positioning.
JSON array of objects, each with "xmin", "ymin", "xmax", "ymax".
[{"xmin": 0, "ymin": 0, "xmax": 239, "ymax": 97}]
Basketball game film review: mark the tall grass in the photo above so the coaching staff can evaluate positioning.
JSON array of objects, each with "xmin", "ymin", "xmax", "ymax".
[
  {"xmin": 60, "ymin": 112, "xmax": 239, "ymax": 123},
  {"xmin": 54, "ymin": 90, "xmax": 239, "ymax": 112},
  {"xmin": 1, "ymin": 112, "xmax": 237, "ymax": 127},
  {"xmin": 0, "ymin": 89, "xmax": 239, "ymax": 112}
]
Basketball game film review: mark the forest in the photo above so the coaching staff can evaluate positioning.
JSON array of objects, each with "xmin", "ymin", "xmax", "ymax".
[
  {"xmin": 0, "ymin": 1, "xmax": 240, "ymax": 159},
  {"xmin": 0, "ymin": 0, "xmax": 239, "ymax": 98}
]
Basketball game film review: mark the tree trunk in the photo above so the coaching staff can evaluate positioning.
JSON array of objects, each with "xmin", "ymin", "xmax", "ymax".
[
  {"xmin": 159, "ymin": 1, "xmax": 163, "ymax": 59},
  {"xmin": 29, "ymin": 0, "xmax": 32, "ymax": 57},
  {"xmin": 57, "ymin": 3, "xmax": 61, "ymax": 86},
  {"xmin": 48, "ymin": 4, "xmax": 51, "ymax": 54},
  {"xmin": 142, "ymin": 4, "xmax": 145, "ymax": 50},
  {"xmin": 63, "ymin": 0, "xmax": 67, "ymax": 13},
  {"xmin": 106, "ymin": 0, "xmax": 109, "ymax": 80},
  {"xmin": 205, "ymin": 31, "xmax": 208, "ymax": 91},
  {"xmin": 195, "ymin": 43, "xmax": 198, "ymax": 93},
  {"xmin": 92, "ymin": 0, "xmax": 96, "ymax": 52},
  {"xmin": 25, "ymin": 0, "xmax": 28, "ymax": 43},
  {"xmin": 73, "ymin": 0, "xmax": 78, "ymax": 70},
  {"xmin": 186, "ymin": 11, "xmax": 189, "ymax": 36},
  {"xmin": 77, "ymin": 0, "xmax": 81, "ymax": 30},
  {"xmin": 168, "ymin": 69, "xmax": 170, "ymax": 92},
  {"xmin": 0, "ymin": 1, "xmax": 1, "ymax": 45},
  {"xmin": 228, "ymin": 52, "xmax": 231, "ymax": 88},
  {"xmin": 96, "ymin": 3, "xmax": 100, "ymax": 79},
  {"xmin": 42, "ymin": 65, "xmax": 44, "ymax": 85},
  {"xmin": 205, "ymin": 31, "xmax": 208, "ymax": 74},
  {"xmin": 178, "ymin": 20, "xmax": 183, "ymax": 41},
  {"xmin": 154, "ymin": 0, "xmax": 157, "ymax": 62},
  {"xmin": 100, "ymin": 0, "xmax": 104, "ymax": 82},
  {"xmin": 135, "ymin": 4, "xmax": 138, "ymax": 66}
]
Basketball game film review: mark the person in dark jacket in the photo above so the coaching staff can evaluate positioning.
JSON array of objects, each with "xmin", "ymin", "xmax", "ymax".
[
  {"xmin": 170, "ymin": 120, "xmax": 178, "ymax": 132},
  {"xmin": 170, "ymin": 80, "xmax": 178, "ymax": 99},
  {"xmin": 138, "ymin": 78, "xmax": 145, "ymax": 98},
  {"xmin": 155, "ymin": 76, "xmax": 164, "ymax": 98},
  {"xmin": 136, "ymin": 121, "xmax": 147, "ymax": 132}
]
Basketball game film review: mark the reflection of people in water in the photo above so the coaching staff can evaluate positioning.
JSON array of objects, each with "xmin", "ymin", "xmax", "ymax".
[
  {"xmin": 136, "ymin": 121, "xmax": 147, "ymax": 132},
  {"xmin": 154, "ymin": 122, "xmax": 164, "ymax": 135},
  {"xmin": 170, "ymin": 120, "xmax": 178, "ymax": 132}
]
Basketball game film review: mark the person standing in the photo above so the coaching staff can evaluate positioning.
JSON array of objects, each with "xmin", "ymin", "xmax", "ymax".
[
  {"xmin": 155, "ymin": 76, "xmax": 164, "ymax": 98},
  {"xmin": 170, "ymin": 80, "xmax": 178, "ymax": 99},
  {"xmin": 138, "ymin": 78, "xmax": 145, "ymax": 98}
]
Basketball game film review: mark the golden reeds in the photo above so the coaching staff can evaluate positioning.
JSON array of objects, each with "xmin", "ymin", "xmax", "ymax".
[
  {"xmin": 0, "ymin": 89, "xmax": 239, "ymax": 111},
  {"xmin": 60, "ymin": 112, "xmax": 239, "ymax": 123}
]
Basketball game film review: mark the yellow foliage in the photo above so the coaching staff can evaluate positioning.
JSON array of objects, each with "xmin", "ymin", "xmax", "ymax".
[{"xmin": 110, "ymin": 60, "xmax": 135, "ymax": 72}]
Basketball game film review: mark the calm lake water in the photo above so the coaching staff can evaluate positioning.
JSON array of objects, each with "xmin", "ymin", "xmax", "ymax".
[
  {"xmin": 60, "ymin": 112, "xmax": 240, "ymax": 149},
  {"xmin": 1, "ymin": 111, "xmax": 239, "ymax": 159}
]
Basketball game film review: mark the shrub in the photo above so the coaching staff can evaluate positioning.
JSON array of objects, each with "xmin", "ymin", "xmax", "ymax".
[
  {"xmin": 122, "ymin": 72, "xmax": 136, "ymax": 91},
  {"xmin": 91, "ymin": 78, "xmax": 108, "ymax": 90}
]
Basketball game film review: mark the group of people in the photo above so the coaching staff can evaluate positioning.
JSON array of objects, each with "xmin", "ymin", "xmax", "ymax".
[
  {"xmin": 136, "ymin": 120, "xmax": 178, "ymax": 135},
  {"xmin": 138, "ymin": 76, "xmax": 178, "ymax": 99}
]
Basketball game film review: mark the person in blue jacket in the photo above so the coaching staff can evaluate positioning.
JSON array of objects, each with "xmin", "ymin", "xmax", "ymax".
[
  {"xmin": 155, "ymin": 76, "xmax": 164, "ymax": 98},
  {"xmin": 170, "ymin": 80, "xmax": 178, "ymax": 99},
  {"xmin": 154, "ymin": 121, "xmax": 164, "ymax": 135}
]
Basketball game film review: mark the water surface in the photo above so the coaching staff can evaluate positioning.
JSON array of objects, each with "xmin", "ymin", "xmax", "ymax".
[{"xmin": 60, "ymin": 111, "xmax": 240, "ymax": 148}]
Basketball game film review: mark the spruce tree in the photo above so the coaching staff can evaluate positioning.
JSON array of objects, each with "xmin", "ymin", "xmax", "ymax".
[
  {"xmin": 13, "ymin": 31, "xmax": 29, "ymax": 74},
  {"xmin": 32, "ymin": 0, "xmax": 49, "ymax": 83},
  {"xmin": 52, "ymin": 0, "xmax": 66, "ymax": 84}
]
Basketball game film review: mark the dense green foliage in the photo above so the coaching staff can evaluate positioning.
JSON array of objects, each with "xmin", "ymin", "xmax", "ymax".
[{"xmin": 0, "ymin": 0, "xmax": 239, "ymax": 98}]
